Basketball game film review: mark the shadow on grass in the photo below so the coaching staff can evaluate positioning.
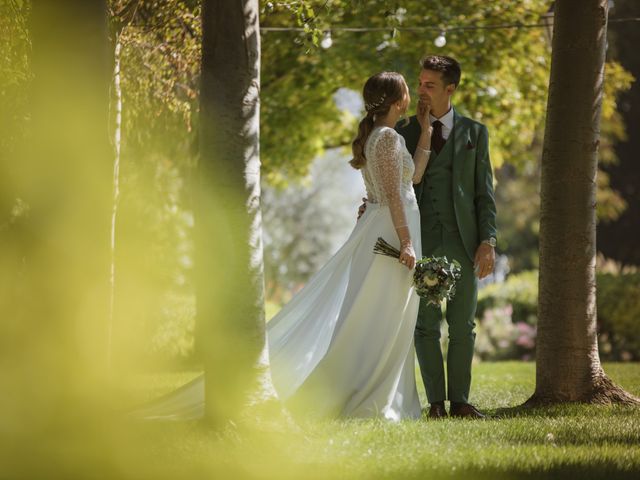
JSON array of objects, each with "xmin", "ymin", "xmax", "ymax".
[
  {"xmin": 392, "ymin": 465, "xmax": 640, "ymax": 480},
  {"xmin": 490, "ymin": 402, "xmax": 640, "ymax": 419}
]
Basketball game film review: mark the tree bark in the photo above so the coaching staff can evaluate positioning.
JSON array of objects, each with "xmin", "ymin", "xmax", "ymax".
[
  {"xmin": 527, "ymin": 0, "xmax": 638, "ymax": 405},
  {"xmin": 197, "ymin": 0, "xmax": 275, "ymax": 425}
]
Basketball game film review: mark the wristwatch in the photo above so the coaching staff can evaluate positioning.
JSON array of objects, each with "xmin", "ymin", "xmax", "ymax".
[{"xmin": 482, "ymin": 237, "xmax": 497, "ymax": 248}]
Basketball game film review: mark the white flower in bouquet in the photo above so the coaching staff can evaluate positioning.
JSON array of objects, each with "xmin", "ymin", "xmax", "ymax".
[{"xmin": 423, "ymin": 275, "xmax": 439, "ymax": 287}]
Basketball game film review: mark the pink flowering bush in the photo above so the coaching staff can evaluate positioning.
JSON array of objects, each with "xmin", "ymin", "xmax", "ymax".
[{"xmin": 475, "ymin": 304, "xmax": 537, "ymax": 361}]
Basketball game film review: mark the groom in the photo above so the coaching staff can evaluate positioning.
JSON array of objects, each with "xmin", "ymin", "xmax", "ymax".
[
  {"xmin": 399, "ymin": 55, "xmax": 497, "ymax": 419},
  {"xmin": 361, "ymin": 55, "xmax": 497, "ymax": 418}
]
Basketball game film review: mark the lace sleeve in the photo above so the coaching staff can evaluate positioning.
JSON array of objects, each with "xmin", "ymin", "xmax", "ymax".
[{"xmin": 372, "ymin": 128, "xmax": 410, "ymax": 243}]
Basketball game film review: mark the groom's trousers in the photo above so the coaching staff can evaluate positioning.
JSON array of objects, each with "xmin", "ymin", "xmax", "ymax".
[{"xmin": 414, "ymin": 223, "xmax": 478, "ymax": 404}]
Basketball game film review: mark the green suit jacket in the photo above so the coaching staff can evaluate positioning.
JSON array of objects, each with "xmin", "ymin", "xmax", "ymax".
[{"xmin": 396, "ymin": 108, "xmax": 497, "ymax": 262}]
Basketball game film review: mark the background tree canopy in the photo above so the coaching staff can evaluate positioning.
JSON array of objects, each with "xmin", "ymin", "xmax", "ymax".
[{"xmin": 102, "ymin": 1, "xmax": 632, "ymax": 191}]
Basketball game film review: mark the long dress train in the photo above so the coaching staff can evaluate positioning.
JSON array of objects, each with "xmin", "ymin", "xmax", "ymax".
[{"xmin": 133, "ymin": 126, "xmax": 423, "ymax": 421}]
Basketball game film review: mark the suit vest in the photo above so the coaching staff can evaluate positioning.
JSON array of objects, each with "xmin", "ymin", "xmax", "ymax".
[{"xmin": 420, "ymin": 140, "xmax": 458, "ymax": 232}]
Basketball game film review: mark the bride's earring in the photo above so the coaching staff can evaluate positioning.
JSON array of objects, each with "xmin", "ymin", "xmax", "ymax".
[{"xmin": 396, "ymin": 103, "xmax": 404, "ymax": 120}]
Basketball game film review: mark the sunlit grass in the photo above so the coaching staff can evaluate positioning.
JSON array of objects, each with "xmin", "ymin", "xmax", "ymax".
[{"xmin": 123, "ymin": 362, "xmax": 640, "ymax": 479}]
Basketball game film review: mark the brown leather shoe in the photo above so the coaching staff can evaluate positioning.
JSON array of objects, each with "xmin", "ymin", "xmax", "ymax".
[
  {"xmin": 450, "ymin": 402, "xmax": 485, "ymax": 419},
  {"xmin": 428, "ymin": 402, "xmax": 447, "ymax": 419}
]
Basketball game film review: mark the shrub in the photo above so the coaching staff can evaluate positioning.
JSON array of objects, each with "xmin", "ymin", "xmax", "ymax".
[
  {"xmin": 597, "ymin": 273, "xmax": 640, "ymax": 361},
  {"xmin": 475, "ymin": 270, "xmax": 640, "ymax": 361},
  {"xmin": 477, "ymin": 270, "xmax": 538, "ymax": 325},
  {"xmin": 475, "ymin": 304, "xmax": 536, "ymax": 361}
]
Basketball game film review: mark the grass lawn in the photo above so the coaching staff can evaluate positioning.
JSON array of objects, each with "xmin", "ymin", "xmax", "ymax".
[{"xmin": 125, "ymin": 362, "xmax": 640, "ymax": 479}]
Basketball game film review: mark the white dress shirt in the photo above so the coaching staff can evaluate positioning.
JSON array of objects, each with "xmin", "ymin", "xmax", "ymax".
[{"xmin": 429, "ymin": 107, "xmax": 454, "ymax": 140}]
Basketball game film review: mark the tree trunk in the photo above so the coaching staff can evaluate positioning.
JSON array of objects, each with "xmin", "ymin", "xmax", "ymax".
[
  {"xmin": 197, "ymin": 0, "xmax": 275, "ymax": 425},
  {"xmin": 108, "ymin": 33, "xmax": 123, "ymax": 373},
  {"xmin": 528, "ymin": 0, "xmax": 638, "ymax": 405}
]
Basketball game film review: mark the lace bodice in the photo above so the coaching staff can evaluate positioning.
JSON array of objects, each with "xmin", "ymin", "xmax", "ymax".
[{"xmin": 362, "ymin": 126, "xmax": 416, "ymax": 230}]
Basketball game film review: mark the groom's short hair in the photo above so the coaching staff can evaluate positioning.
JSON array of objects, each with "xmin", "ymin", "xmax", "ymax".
[{"xmin": 420, "ymin": 55, "xmax": 461, "ymax": 87}]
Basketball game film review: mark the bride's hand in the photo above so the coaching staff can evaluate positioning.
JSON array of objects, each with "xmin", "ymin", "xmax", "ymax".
[
  {"xmin": 417, "ymin": 100, "xmax": 431, "ymax": 133},
  {"xmin": 399, "ymin": 242, "xmax": 416, "ymax": 270},
  {"xmin": 357, "ymin": 197, "xmax": 368, "ymax": 220}
]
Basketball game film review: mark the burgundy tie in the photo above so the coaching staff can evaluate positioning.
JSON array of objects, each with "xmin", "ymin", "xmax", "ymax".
[{"xmin": 431, "ymin": 120, "xmax": 445, "ymax": 154}]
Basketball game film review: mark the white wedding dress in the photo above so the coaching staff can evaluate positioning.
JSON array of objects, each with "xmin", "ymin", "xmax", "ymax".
[{"xmin": 134, "ymin": 126, "xmax": 423, "ymax": 421}]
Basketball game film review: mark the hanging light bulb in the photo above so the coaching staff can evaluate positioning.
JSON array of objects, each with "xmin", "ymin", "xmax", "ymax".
[
  {"xmin": 434, "ymin": 31, "xmax": 447, "ymax": 48},
  {"xmin": 320, "ymin": 31, "xmax": 333, "ymax": 49}
]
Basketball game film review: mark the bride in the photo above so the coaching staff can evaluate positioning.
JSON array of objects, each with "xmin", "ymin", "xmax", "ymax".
[{"xmin": 136, "ymin": 72, "xmax": 433, "ymax": 421}]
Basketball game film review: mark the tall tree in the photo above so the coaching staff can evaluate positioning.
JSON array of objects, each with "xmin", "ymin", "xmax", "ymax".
[
  {"xmin": 197, "ymin": 0, "xmax": 273, "ymax": 424},
  {"xmin": 527, "ymin": 0, "xmax": 638, "ymax": 405}
]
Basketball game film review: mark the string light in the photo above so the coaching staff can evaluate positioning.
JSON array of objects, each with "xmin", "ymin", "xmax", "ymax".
[
  {"xmin": 434, "ymin": 31, "xmax": 447, "ymax": 48},
  {"xmin": 260, "ymin": 17, "xmax": 639, "ymax": 33},
  {"xmin": 260, "ymin": 17, "xmax": 639, "ymax": 49},
  {"xmin": 320, "ymin": 31, "xmax": 333, "ymax": 49}
]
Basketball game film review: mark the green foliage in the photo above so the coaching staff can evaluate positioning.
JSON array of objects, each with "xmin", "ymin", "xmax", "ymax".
[
  {"xmin": 493, "ymin": 60, "xmax": 633, "ymax": 272},
  {"xmin": 597, "ymin": 273, "xmax": 640, "ymax": 361},
  {"xmin": 597, "ymin": 61, "xmax": 635, "ymax": 222},
  {"xmin": 477, "ymin": 270, "xmax": 640, "ymax": 361},
  {"xmin": 261, "ymin": 0, "xmax": 552, "ymax": 182},
  {"xmin": 476, "ymin": 271, "xmax": 539, "ymax": 361},
  {"xmin": 475, "ymin": 304, "xmax": 537, "ymax": 361},
  {"xmin": 148, "ymin": 291, "xmax": 196, "ymax": 362},
  {"xmin": 111, "ymin": 0, "xmax": 201, "ymax": 147},
  {"xmin": 0, "ymin": 0, "xmax": 31, "ymax": 212},
  {"xmin": 494, "ymin": 162, "xmax": 542, "ymax": 271},
  {"xmin": 105, "ymin": 1, "xmax": 200, "ymax": 368},
  {"xmin": 478, "ymin": 270, "xmax": 539, "ymax": 324},
  {"xmin": 113, "ymin": 150, "xmax": 196, "ymax": 367},
  {"xmin": 262, "ymin": 151, "xmax": 361, "ymax": 301}
]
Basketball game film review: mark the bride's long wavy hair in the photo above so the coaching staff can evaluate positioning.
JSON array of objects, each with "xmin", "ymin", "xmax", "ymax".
[{"xmin": 350, "ymin": 72, "xmax": 407, "ymax": 169}]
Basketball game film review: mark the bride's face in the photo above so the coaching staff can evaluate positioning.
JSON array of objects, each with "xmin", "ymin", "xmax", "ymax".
[{"xmin": 398, "ymin": 82, "xmax": 410, "ymax": 115}]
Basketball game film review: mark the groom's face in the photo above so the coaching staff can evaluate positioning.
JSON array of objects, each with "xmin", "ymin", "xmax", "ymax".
[{"xmin": 417, "ymin": 69, "xmax": 455, "ymax": 110}]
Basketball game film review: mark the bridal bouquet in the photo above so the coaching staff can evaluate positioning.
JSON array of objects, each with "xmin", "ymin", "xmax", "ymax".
[{"xmin": 373, "ymin": 237, "xmax": 462, "ymax": 306}]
